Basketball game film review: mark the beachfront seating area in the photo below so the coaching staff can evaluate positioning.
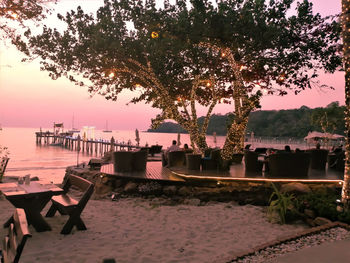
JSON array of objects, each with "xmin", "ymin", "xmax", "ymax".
[
  {"xmin": 46, "ymin": 174, "xmax": 95, "ymax": 234},
  {"xmin": 107, "ymin": 143, "xmax": 344, "ymax": 181},
  {"xmin": 2, "ymin": 208, "xmax": 31, "ymax": 263}
]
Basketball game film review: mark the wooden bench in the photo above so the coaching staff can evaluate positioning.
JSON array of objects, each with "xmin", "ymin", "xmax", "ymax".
[
  {"xmin": 2, "ymin": 208, "xmax": 31, "ymax": 263},
  {"xmin": 0, "ymin": 157, "xmax": 9, "ymax": 183},
  {"xmin": 45, "ymin": 174, "xmax": 94, "ymax": 234}
]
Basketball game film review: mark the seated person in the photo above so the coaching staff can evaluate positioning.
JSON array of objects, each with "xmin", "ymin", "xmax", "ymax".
[
  {"xmin": 284, "ymin": 145, "xmax": 291, "ymax": 152},
  {"xmin": 182, "ymin": 143, "xmax": 193, "ymax": 153},
  {"xmin": 333, "ymin": 145, "xmax": 343, "ymax": 153},
  {"xmin": 167, "ymin": 140, "xmax": 180, "ymax": 153},
  {"xmin": 162, "ymin": 140, "xmax": 180, "ymax": 165},
  {"xmin": 266, "ymin": 148, "xmax": 275, "ymax": 156}
]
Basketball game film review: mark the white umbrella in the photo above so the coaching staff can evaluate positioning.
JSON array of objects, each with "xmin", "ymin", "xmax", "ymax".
[
  {"xmin": 324, "ymin": 133, "xmax": 345, "ymax": 140},
  {"xmin": 304, "ymin": 131, "xmax": 326, "ymax": 140},
  {"xmin": 304, "ymin": 131, "xmax": 345, "ymax": 140},
  {"xmin": 177, "ymin": 133, "xmax": 181, "ymax": 146},
  {"xmin": 135, "ymin": 129, "xmax": 140, "ymax": 146}
]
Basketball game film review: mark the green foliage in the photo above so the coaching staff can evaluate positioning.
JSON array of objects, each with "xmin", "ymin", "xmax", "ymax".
[
  {"xmin": 311, "ymin": 102, "xmax": 345, "ymax": 134},
  {"xmin": 268, "ymin": 183, "xmax": 295, "ymax": 224},
  {"xmin": 1, "ymin": 0, "xmax": 48, "ymax": 43},
  {"xmin": 148, "ymin": 103, "xmax": 345, "ymax": 137},
  {"xmin": 19, "ymin": 0, "xmax": 341, "ymax": 103},
  {"xmin": 147, "ymin": 122, "xmax": 187, "ymax": 134},
  {"xmin": 294, "ymin": 191, "xmax": 350, "ymax": 224},
  {"xmin": 247, "ymin": 103, "xmax": 345, "ymax": 137},
  {"xmin": 0, "ymin": 145, "xmax": 9, "ymax": 159}
]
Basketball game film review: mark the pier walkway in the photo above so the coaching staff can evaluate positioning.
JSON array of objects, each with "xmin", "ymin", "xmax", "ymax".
[{"xmin": 35, "ymin": 132, "xmax": 142, "ymax": 156}]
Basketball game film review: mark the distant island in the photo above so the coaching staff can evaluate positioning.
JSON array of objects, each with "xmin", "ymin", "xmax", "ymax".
[{"xmin": 147, "ymin": 102, "xmax": 345, "ymax": 138}]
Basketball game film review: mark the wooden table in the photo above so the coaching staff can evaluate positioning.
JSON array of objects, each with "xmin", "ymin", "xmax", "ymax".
[{"xmin": 0, "ymin": 181, "xmax": 64, "ymax": 232}]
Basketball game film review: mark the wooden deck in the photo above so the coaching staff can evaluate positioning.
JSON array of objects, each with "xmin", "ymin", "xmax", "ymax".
[
  {"xmin": 101, "ymin": 162, "xmax": 185, "ymax": 182},
  {"xmin": 101, "ymin": 161, "xmax": 344, "ymax": 184}
]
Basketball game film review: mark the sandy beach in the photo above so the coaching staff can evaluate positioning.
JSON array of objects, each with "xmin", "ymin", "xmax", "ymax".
[{"xmin": 0, "ymin": 194, "xmax": 308, "ymax": 263}]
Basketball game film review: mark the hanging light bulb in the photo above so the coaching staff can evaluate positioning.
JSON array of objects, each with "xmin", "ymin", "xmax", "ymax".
[
  {"xmin": 151, "ymin": 31, "xmax": 159, "ymax": 39},
  {"xmin": 278, "ymin": 75, "xmax": 285, "ymax": 82},
  {"xmin": 240, "ymin": 65, "xmax": 247, "ymax": 71}
]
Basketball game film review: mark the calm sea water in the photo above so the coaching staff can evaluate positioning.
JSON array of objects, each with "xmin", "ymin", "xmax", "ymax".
[{"xmin": 0, "ymin": 127, "xmax": 224, "ymax": 183}]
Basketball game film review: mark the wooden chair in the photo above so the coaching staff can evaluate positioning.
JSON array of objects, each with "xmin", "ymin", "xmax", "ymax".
[
  {"xmin": 244, "ymin": 150, "xmax": 263, "ymax": 173},
  {"xmin": 0, "ymin": 157, "xmax": 9, "ymax": 183},
  {"xmin": 168, "ymin": 151, "xmax": 186, "ymax": 167},
  {"xmin": 2, "ymin": 208, "xmax": 31, "ymax": 263},
  {"xmin": 113, "ymin": 151, "xmax": 133, "ymax": 172},
  {"xmin": 131, "ymin": 150, "xmax": 148, "ymax": 171},
  {"xmin": 186, "ymin": 154, "xmax": 202, "ymax": 170},
  {"xmin": 307, "ymin": 149, "xmax": 329, "ymax": 170},
  {"xmin": 45, "ymin": 174, "xmax": 94, "ymax": 235}
]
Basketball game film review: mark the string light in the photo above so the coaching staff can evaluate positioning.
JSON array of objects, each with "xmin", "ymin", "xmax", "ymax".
[
  {"xmin": 341, "ymin": 0, "xmax": 350, "ymax": 208},
  {"xmin": 240, "ymin": 65, "xmax": 247, "ymax": 71},
  {"xmin": 151, "ymin": 31, "xmax": 159, "ymax": 38},
  {"xmin": 102, "ymin": 43, "xmax": 258, "ymax": 158},
  {"xmin": 197, "ymin": 43, "xmax": 260, "ymax": 160},
  {"xmin": 7, "ymin": 11, "xmax": 18, "ymax": 19}
]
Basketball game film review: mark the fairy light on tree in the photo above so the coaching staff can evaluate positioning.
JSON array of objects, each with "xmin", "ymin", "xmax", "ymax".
[
  {"xmin": 341, "ymin": 0, "xmax": 350, "ymax": 208},
  {"xmin": 151, "ymin": 31, "xmax": 159, "ymax": 39}
]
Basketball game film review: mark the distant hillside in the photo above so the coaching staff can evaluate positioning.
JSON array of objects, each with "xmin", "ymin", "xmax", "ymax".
[
  {"xmin": 147, "ymin": 114, "xmax": 231, "ymax": 136},
  {"xmin": 147, "ymin": 122, "xmax": 187, "ymax": 133},
  {"xmin": 147, "ymin": 102, "xmax": 345, "ymax": 138}
]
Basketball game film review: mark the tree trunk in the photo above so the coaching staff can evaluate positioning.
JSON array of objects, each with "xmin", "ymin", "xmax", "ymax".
[
  {"xmin": 221, "ymin": 114, "xmax": 249, "ymax": 160},
  {"xmin": 341, "ymin": 0, "xmax": 350, "ymax": 208}
]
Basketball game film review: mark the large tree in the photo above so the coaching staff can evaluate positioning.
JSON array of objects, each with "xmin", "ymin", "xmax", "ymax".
[
  {"xmin": 0, "ymin": 0, "xmax": 51, "ymax": 43},
  {"xmin": 18, "ymin": 0, "xmax": 341, "ymax": 159}
]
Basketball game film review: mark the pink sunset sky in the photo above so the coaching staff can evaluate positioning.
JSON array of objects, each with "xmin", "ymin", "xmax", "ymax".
[{"xmin": 0, "ymin": 0, "xmax": 344, "ymax": 130}]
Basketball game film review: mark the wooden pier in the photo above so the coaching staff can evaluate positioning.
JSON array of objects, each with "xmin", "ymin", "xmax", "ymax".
[{"xmin": 35, "ymin": 131, "xmax": 140, "ymax": 156}]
